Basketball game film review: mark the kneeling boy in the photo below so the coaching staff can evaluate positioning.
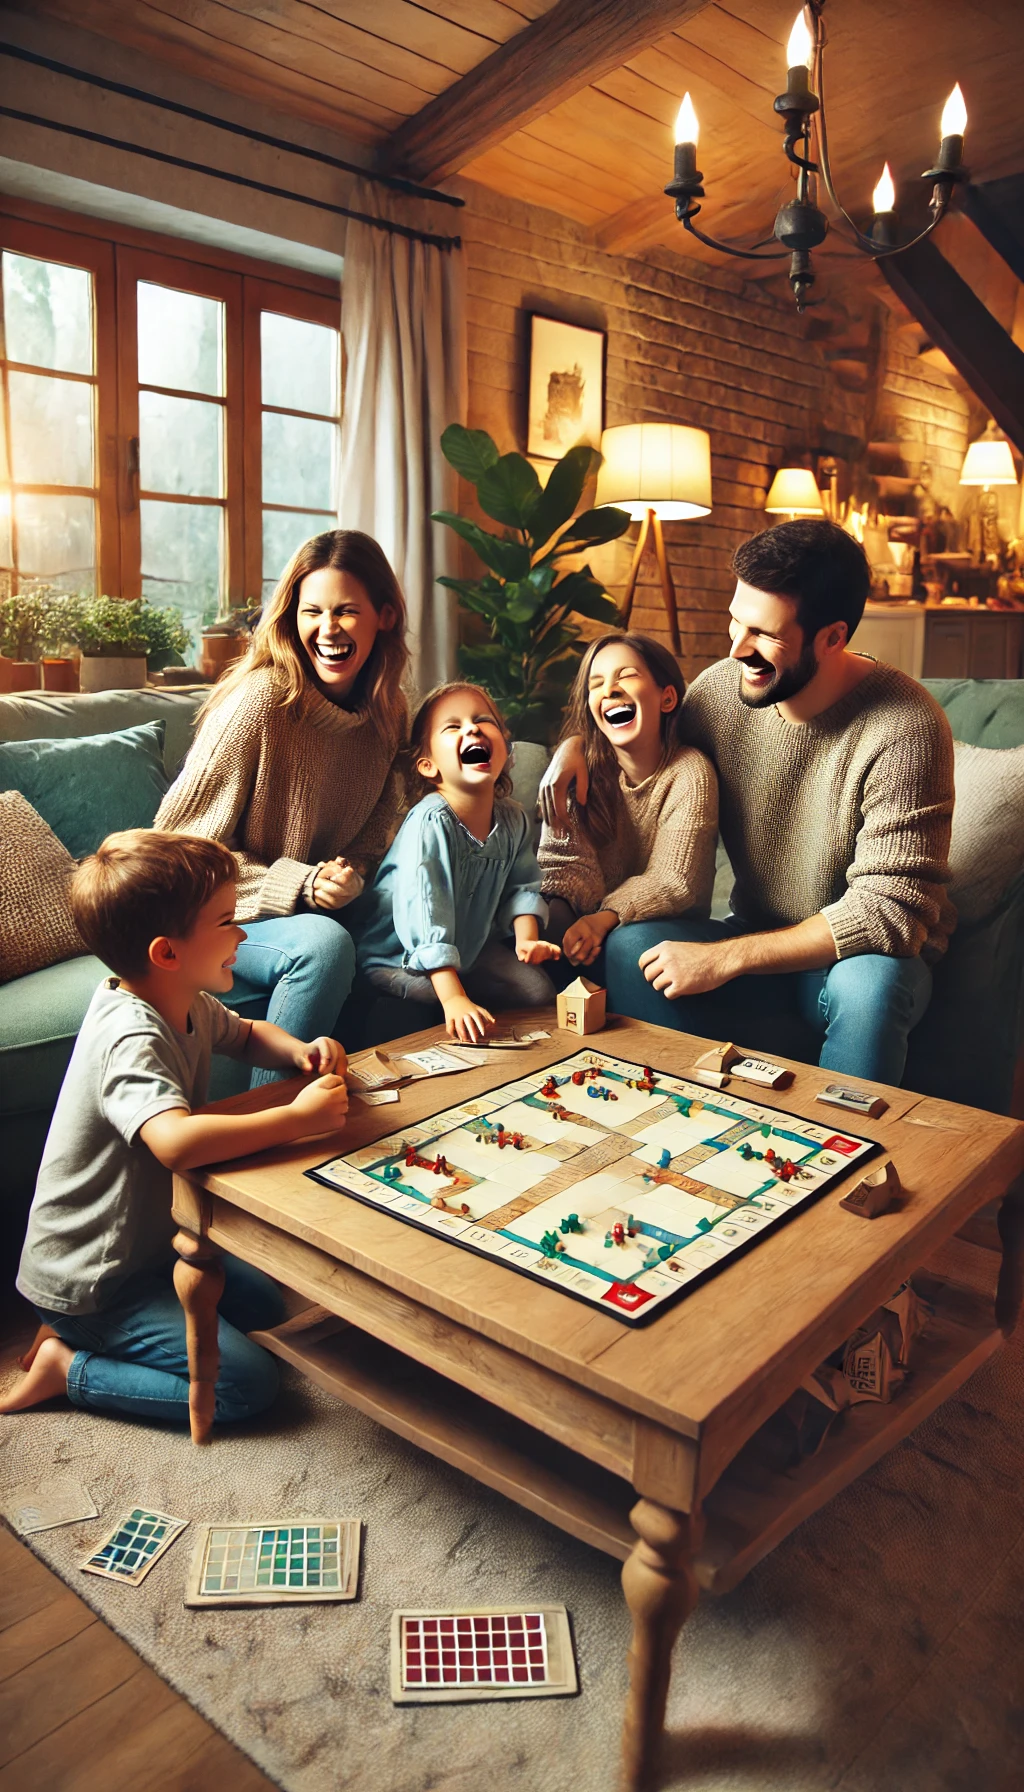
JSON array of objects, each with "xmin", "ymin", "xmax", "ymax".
[{"xmin": 2, "ymin": 829, "xmax": 348, "ymax": 1425}]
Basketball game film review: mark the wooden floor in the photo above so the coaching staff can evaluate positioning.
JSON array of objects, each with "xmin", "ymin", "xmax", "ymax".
[{"xmin": 0, "ymin": 1297, "xmax": 277, "ymax": 1792}]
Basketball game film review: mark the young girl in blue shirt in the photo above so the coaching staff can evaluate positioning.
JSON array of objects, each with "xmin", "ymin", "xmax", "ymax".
[{"xmin": 359, "ymin": 683, "xmax": 561, "ymax": 1042}]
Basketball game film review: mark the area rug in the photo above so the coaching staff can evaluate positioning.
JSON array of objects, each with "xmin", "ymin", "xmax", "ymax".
[{"xmin": 2, "ymin": 1322, "xmax": 1024, "ymax": 1792}]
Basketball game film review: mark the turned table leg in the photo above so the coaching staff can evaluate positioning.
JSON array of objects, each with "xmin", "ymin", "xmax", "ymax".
[
  {"xmin": 172, "ymin": 1227, "xmax": 224, "ymax": 1445},
  {"xmin": 620, "ymin": 1497, "xmax": 703, "ymax": 1792},
  {"xmin": 996, "ymin": 1173, "xmax": 1024, "ymax": 1338}
]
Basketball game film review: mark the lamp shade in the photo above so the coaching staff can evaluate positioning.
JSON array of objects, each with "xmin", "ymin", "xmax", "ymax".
[
  {"xmin": 764, "ymin": 467, "xmax": 824, "ymax": 516},
  {"xmin": 959, "ymin": 435, "xmax": 1017, "ymax": 486},
  {"xmin": 595, "ymin": 422, "xmax": 711, "ymax": 521}
]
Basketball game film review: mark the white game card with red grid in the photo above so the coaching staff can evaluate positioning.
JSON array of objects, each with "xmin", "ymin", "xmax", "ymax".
[{"xmin": 390, "ymin": 1605, "xmax": 578, "ymax": 1704}]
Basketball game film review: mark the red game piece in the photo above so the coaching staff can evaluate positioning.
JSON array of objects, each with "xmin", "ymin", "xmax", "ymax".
[
  {"xmin": 571, "ymin": 1070, "xmax": 585, "ymax": 1085},
  {"xmin": 540, "ymin": 1077, "xmax": 557, "ymax": 1098},
  {"xmin": 612, "ymin": 1221, "xmax": 625, "ymax": 1245},
  {"xmin": 405, "ymin": 1148, "xmax": 417, "ymax": 1167}
]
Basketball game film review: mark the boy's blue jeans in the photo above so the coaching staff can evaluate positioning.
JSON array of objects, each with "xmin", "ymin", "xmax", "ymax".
[
  {"xmin": 36, "ymin": 1256, "xmax": 286, "ymax": 1426},
  {"xmin": 232, "ymin": 913, "xmax": 356, "ymax": 1087},
  {"xmin": 605, "ymin": 916, "xmax": 933, "ymax": 1085}
]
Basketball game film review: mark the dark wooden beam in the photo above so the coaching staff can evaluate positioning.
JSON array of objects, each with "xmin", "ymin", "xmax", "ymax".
[
  {"xmin": 881, "ymin": 238, "xmax": 1024, "ymax": 454},
  {"xmin": 379, "ymin": 0, "xmax": 710, "ymax": 184},
  {"xmin": 962, "ymin": 177, "xmax": 1024, "ymax": 287}
]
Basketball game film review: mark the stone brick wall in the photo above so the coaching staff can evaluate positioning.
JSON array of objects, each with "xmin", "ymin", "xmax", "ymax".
[{"xmin": 453, "ymin": 178, "xmax": 863, "ymax": 681}]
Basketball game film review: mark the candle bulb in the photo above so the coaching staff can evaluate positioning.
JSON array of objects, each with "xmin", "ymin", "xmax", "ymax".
[
  {"xmin": 672, "ymin": 92, "xmax": 701, "ymax": 186},
  {"xmin": 784, "ymin": 9, "xmax": 815, "ymax": 99},
  {"xmin": 936, "ymin": 82, "xmax": 967, "ymax": 172},
  {"xmin": 871, "ymin": 162, "xmax": 897, "ymax": 246}
]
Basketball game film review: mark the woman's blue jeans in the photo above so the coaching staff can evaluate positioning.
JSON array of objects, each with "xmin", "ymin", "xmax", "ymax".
[
  {"xmin": 36, "ymin": 1256, "xmax": 286, "ymax": 1427},
  {"xmin": 233, "ymin": 912, "xmax": 356, "ymax": 1086},
  {"xmin": 605, "ymin": 916, "xmax": 933, "ymax": 1085}
]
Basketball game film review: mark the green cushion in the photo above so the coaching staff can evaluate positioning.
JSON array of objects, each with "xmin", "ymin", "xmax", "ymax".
[
  {"xmin": 0, "ymin": 720, "xmax": 168, "ymax": 857},
  {"xmin": 923, "ymin": 679, "xmax": 1024, "ymax": 751},
  {"xmin": 0, "ymin": 688, "xmax": 203, "ymax": 778}
]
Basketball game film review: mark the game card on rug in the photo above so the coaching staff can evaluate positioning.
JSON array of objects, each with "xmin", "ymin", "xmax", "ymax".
[
  {"xmin": 184, "ymin": 1519, "xmax": 361, "ymax": 1606},
  {"xmin": 81, "ymin": 1507, "xmax": 187, "ymax": 1585},
  {"xmin": 390, "ymin": 1605, "xmax": 577, "ymax": 1703}
]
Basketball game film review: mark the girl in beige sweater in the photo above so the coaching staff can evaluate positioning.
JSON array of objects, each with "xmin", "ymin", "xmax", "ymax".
[
  {"xmin": 538, "ymin": 633, "xmax": 718, "ymax": 971},
  {"xmin": 155, "ymin": 529, "xmax": 408, "ymax": 1077}
]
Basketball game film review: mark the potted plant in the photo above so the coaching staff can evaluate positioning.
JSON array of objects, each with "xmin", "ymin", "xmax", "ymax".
[
  {"xmin": 68, "ymin": 596, "xmax": 191, "ymax": 692},
  {"xmin": 0, "ymin": 592, "xmax": 47, "ymax": 691},
  {"xmin": 37, "ymin": 588, "xmax": 85, "ymax": 692},
  {"xmin": 432, "ymin": 426, "xmax": 629, "ymax": 743}
]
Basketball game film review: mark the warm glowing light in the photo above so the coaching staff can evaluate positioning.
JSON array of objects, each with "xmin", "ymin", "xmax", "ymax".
[
  {"xmin": 786, "ymin": 9, "xmax": 814, "ymax": 70},
  {"xmin": 872, "ymin": 163, "xmax": 896, "ymax": 213},
  {"xmin": 765, "ymin": 468, "xmax": 824, "ymax": 517},
  {"xmin": 596, "ymin": 423, "xmax": 712, "ymax": 521},
  {"xmin": 675, "ymin": 92, "xmax": 699, "ymax": 146},
  {"xmin": 941, "ymin": 83, "xmax": 967, "ymax": 138}
]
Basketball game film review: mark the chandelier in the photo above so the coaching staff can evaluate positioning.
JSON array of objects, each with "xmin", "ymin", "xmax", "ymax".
[{"xmin": 664, "ymin": 0, "xmax": 968, "ymax": 311}]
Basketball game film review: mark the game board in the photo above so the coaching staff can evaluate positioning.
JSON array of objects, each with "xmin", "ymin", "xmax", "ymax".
[{"xmin": 309, "ymin": 1048, "xmax": 879, "ymax": 1325}]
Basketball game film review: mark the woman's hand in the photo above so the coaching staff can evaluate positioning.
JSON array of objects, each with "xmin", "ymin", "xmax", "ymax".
[
  {"xmin": 539, "ymin": 735, "xmax": 587, "ymax": 828},
  {"xmin": 516, "ymin": 938, "xmax": 562, "ymax": 966},
  {"xmin": 443, "ymin": 994, "xmax": 495, "ymax": 1044},
  {"xmin": 562, "ymin": 909, "xmax": 617, "ymax": 967},
  {"xmin": 312, "ymin": 856, "xmax": 364, "ymax": 911}
]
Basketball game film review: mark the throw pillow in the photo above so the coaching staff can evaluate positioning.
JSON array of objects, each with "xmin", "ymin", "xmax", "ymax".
[
  {"xmin": 948, "ymin": 740, "xmax": 1024, "ymax": 923},
  {"xmin": 0, "ymin": 791, "xmax": 86, "ymax": 982},
  {"xmin": 0, "ymin": 719, "xmax": 168, "ymax": 859}
]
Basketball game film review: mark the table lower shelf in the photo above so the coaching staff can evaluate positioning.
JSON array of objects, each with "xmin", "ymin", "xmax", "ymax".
[{"xmin": 253, "ymin": 1273, "xmax": 1002, "ymax": 1597}]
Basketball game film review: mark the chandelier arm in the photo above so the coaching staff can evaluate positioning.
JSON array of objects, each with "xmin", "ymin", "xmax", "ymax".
[
  {"xmin": 811, "ymin": 13, "xmax": 867, "ymax": 241},
  {"xmin": 681, "ymin": 212, "xmax": 791, "ymax": 261}
]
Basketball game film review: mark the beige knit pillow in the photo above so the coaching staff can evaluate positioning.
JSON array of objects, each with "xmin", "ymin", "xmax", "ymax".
[
  {"xmin": 0, "ymin": 790, "xmax": 86, "ymax": 981},
  {"xmin": 948, "ymin": 740, "xmax": 1024, "ymax": 923}
]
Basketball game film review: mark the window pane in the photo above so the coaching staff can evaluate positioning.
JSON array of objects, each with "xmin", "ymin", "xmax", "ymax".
[
  {"xmin": 15, "ymin": 492, "xmax": 95, "ymax": 592},
  {"xmin": 261, "ymin": 311, "xmax": 338, "ymax": 415},
  {"xmin": 262, "ymin": 412, "xmax": 337, "ymax": 510},
  {"xmin": 141, "ymin": 498, "xmax": 222, "ymax": 653},
  {"xmin": 262, "ymin": 508, "xmax": 332, "ymax": 600},
  {"xmin": 137, "ymin": 283, "xmax": 223, "ymax": 396},
  {"xmin": 9, "ymin": 371, "xmax": 94, "ymax": 487},
  {"xmin": 0, "ymin": 492, "xmax": 11, "ymax": 568},
  {"xmin": 2, "ymin": 252, "xmax": 93, "ymax": 374},
  {"xmin": 139, "ymin": 391, "xmax": 223, "ymax": 498}
]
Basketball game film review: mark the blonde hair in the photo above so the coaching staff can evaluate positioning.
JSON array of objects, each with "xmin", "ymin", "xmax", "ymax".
[
  {"xmin": 71, "ymin": 830, "xmax": 237, "ymax": 979},
  {"xmin": 406, "ymin": 682, "xmax": 514, "ymax": 803},
  {"xmin": 203, "ymin": 530, "xmax": 409, "ymax": 749}
]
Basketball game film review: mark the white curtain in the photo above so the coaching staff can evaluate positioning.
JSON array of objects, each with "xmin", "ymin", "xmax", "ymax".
[{"xmin": 339, "ymin": 185, "xmax": 467, "ymax": 692}]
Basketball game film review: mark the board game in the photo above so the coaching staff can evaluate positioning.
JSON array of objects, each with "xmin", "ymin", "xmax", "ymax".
[{"xmin": 308, "ymin": 1048, "xmax": 879, "ymax": 1326}]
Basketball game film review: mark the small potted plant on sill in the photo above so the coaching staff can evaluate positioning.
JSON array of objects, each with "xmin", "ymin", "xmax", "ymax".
[
  {"xmin": 37, "ymin": 588, "xmax": 85, "ymax": 692},
  {"xmin": 0, "ymin": 592, "xmax": 47, "ymax": 691},
  {"xmin": 68, "ymin": 596, "xmax": 191, "ymax": 692}
]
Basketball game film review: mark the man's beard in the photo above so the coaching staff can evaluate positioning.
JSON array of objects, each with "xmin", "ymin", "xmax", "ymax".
[{"xmin": 735, "ymin": 638, "xmax": 818, "ymax": 708}]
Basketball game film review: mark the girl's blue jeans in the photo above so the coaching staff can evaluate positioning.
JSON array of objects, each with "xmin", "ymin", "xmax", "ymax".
[
  {"xmin": 232, "ymin": 912, "xmax": 356, "ymax": 1086},
  {"xmin": 36, "ymin": 1256, "xmax": 286, "ymax": 1427},
  {"xmin": 605, "ymin": 915, "xmax": 933, "ymax": 1085}
]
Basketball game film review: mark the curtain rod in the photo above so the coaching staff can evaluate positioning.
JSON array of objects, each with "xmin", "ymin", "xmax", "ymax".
[
  {"xmin": 0, "ymin": 107, "xmax": 462, "ymax": 251},
  {"xmin": 0, "ymin": 41, "xmax": 463, "ymax": 209}
]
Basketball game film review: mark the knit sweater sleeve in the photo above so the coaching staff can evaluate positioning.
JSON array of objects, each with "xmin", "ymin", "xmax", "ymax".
[
  {"xmin": 820, "ymin": 703, "xmax": 955, "ymax": 959},
  {"xmin": 153, "ymin": 683, "xmax": 312, "ymax": 920},
  {"xmin": 537, "ymin": 804, "xmax": 606, "ymax": 916},
  {"xmin": 605, "ymin": 750, "xmax": 719, "ymax": 926}
]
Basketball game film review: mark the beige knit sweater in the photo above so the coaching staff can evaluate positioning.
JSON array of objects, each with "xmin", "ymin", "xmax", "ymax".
[
  {"xmin": 680, "ymin": 657, "xmax": 956, "ymax": 961},
  {"xmin": 154, "ymin": 668, "xmax": 403, "ymax": 921},
  {"xmin": 538, "ymin": 746, "xmax": 718, "ymax": 926}
]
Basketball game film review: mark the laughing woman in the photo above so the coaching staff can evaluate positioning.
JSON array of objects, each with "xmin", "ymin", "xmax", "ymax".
[
  {"xmin": 538, "ymin": 632, "xmax": 718, "ymax": 970},
  {"xmin": 155, "ymin": 530, "xmax": 408, "ymax": 1078}
]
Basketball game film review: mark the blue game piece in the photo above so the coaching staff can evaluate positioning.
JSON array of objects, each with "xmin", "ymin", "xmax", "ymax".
[{"xmin": 658, "ymin": 1148, "xmax": 671, "ymax": 1170}]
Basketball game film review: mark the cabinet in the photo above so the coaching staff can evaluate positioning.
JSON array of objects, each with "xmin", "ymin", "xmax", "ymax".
[{"xmin": 923, "ymin": 612, "xmax": 1024, "ymax": 679}]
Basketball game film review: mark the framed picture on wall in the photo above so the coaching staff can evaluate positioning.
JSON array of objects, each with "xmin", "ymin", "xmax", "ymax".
[{"xmin": 527, "ymin": 315, "xmax": 605, "ymax": 460}]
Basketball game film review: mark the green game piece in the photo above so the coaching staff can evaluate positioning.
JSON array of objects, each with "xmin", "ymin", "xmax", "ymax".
[
  {"xmin": 696, "ymin": 1216, "xmax": 712, "ymax": 1232},
  {"xmin": 761, "ymin": 1124, "xmax": 771, "ymax": 1137}
]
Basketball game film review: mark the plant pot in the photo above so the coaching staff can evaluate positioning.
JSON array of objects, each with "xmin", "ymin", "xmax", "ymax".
[
  {"xmin": 41, "ymin": 656, "xmax": 80, "ymax": 693},
  {"xmin": 79, "ymin": 653, "xmax": 148, "ymax": 693},
  {"xmin": 9, "ymin": 661, "xmax": 41, "ymax": 691},
  {"xmin": 200, "ymin": 628, "xmax": 245, "ymax": 681},
  {"xmin": 0, "ymin": 654, "xmax": 13, "ymax": 694}
]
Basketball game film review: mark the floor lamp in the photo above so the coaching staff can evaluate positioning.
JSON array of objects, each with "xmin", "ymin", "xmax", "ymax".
[{"xmin": 595, "ymin": 422, "xmax": 712, "ymax": 655}]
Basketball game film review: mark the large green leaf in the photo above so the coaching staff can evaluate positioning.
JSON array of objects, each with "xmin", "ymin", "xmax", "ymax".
[
  {"xmin": 550, "ymin": 505, "xmax": 631, "ymax": 553},
  {"xmin": 527, "ymin": 444, "xmax": 602, "ymax": 550},
  {"xmin": 431, "ymin": 512, "xmax": 530, "ymax": 581},
  {"xmin": 476, "ymin": 454, "xmax": 542, "ymax": 531},
  {"xmin": 440, "ymin": 424, "xmax": 499, "ymax": 485},
  {"xmin": 550, "ymin": 566, "xmax": 620, "ymax": 623}
]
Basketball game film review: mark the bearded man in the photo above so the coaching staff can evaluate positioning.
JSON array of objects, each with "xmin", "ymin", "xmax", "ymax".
[{"xmin": 540, "ymin": 519, "xmax": 955, "ymax": 1083}]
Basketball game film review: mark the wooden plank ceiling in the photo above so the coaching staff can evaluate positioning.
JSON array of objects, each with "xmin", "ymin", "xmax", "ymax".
[{"xmin": 33, "ymin": 0, "xmax": 1024, "ymax": 282}]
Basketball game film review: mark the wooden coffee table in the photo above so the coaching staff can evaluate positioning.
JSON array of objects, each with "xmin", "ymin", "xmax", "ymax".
[{"xmin": 171, "ymin": 1012, "xmax": 1024, "ymax": 1791}]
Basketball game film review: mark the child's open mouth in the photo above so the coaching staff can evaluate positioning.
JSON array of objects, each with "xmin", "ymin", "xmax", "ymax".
[
  {"xmin": 459, "ymin": 740, "xmax": 492, "ymax": 767},
  {"xmin": 313, "ymin": 639, "xmax": 356, "ymax": 668},
  {"xmin": 601, "ymin": 700, "xmax": 637, "ymax": 729}
]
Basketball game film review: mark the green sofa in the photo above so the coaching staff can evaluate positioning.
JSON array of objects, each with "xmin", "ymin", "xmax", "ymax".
[{"xmin": 2, "ymin": 680, "xmax": 1022, "ymax": 1233}]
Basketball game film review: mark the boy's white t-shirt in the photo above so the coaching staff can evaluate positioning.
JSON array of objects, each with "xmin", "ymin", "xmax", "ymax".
[{"xmin": 17, "ymin": 978, "xmax": 248, "ymax": 1316}]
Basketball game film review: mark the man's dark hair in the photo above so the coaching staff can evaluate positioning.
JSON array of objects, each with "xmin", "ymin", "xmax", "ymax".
[{"xmin": 732, "ymin": 518, "xmax": 871, "ymax": 642}]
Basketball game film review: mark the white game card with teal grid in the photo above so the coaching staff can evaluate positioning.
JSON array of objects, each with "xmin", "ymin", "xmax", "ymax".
[
  {"xmin": 81, "ymin": 1507, "xmax": 188, "ymax": 1586},
  {"xmin": 185, "ymin": 1519, "xmax": 361, "ymax": 1606}
]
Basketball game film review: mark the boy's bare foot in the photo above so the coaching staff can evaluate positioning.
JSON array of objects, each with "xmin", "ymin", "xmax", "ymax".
[
  {"xmin": 18, "ymin": 1323, "xmax": 59, "ymax": 1370},
  {"xmin": 0, "ymin": 1337, "xmax": 74, "ymax": 1411}
]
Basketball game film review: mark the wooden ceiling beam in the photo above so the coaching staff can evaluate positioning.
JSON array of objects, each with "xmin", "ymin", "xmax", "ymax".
[
  {"xmin": 881, "ymin": 239, "xmax": 1024, "ymax": 453},
  {"xmin": 378, "ymin": 0, "xmax": 712, "ymax": 184}
]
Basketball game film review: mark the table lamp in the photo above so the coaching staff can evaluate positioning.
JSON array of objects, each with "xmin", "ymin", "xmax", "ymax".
[
  {"xmin": 764, "ymin": 467, "xmax": 825, "ymax": 520},
  {"xmin": 595, "ymin": 422, "xmax": 711, "ymax": 653},
  {"xmin": 958, "ymin": 423, "xmax": 1018, "ymax": 491}
]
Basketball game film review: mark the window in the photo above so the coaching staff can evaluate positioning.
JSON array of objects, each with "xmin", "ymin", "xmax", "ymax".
[{"xmin": 0, "ymin": 207, "xmax": 340, "ymax": 653}]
